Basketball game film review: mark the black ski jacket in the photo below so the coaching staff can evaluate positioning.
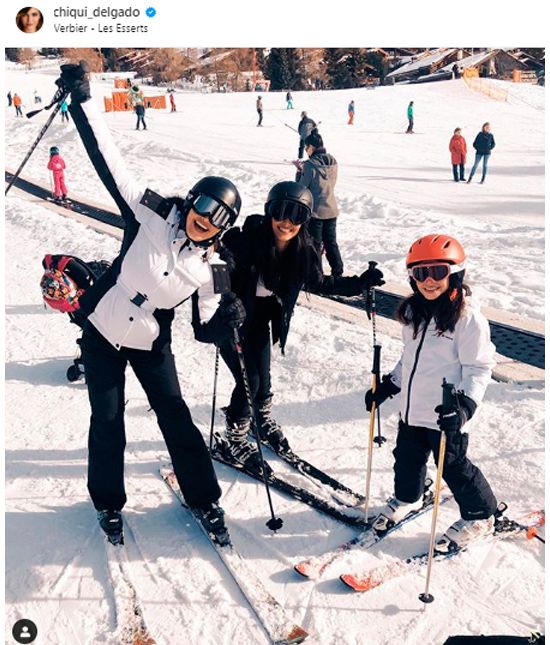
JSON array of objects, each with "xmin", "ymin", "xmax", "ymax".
[
  {"xmin": 220, "ymin": 214, "xmax": 363, "ymax": 353},
  {"xmin": 472, "ymin": 131, "xmax": 495, "ymax": 155}
]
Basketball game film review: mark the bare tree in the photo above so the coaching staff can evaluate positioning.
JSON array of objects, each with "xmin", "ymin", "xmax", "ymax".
[{"xmin": 61, "ymin": 48, "xmax": 104, "ymax": 72}]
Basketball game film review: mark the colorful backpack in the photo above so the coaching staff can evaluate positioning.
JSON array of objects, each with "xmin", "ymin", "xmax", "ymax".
[{"xmin": 40, "ymin": 254, "xmax": 110, "ymax": 326}]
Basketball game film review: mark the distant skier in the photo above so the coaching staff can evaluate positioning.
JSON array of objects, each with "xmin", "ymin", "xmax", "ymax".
[
  {"xmin": 297, "ymin": 111, "xmax": 316, "ymax": 159},
  {"xmin": 286, "ymin": 90, "xmax": 293, "ymax": 109},
  {"xmin": 55, "ymin": 62, "xmax": 245, "ymax": 545},
  {"xmin": 256, "ymin": 95, "xmax": 263, "ymax": 126},
  {"xmin": 467, "ymin": 122, "xmax": 495, "ymax": 184},
  {"xmin": 135, "ymin": 103, "xmax": 147, "ymax": 130},
  {"xmin": 365, "ymin": 234, "xmax": 497, "ymax": 551},
  {"xmin": 298, "ymin": 131, "xmax": 344, "ymax": 277},
  {"xmin": 406, "ymin": 101, "xmax": 414, "ymax": 133},
  {"xmin": 347, "ymin": 100, "xmax": 355, "ymax": 125},
  {"xmin": 449, "ymin": 127, "xmax": 467, "ymax": 182},
  {"xmin": 7, "ymin": 91, "xmax": 12, "ymax": 106},
  {"xmin": 170, "ymin": 92, "xmax": 176, "ymax": 112},
  {"xmin": 33, "ymin": 90, "xmax": 42, "ymax": 104},
  {"xmin": 47, "ymin": 146, "xmax": 68, "ymax": 203},
  {"xmin": 13, "ymin": 93, "xmax": 23, "ymax": 117},
  {"xmin": 216, "ymin": 181, "xmax": 384, "ymax": 469},
  {"xmin": 60, "ymin": 99, "xmax": 70, "ymax": 123}
]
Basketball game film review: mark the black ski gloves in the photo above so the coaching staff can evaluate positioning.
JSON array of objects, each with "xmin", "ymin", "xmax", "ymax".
[
  {"xmin": 365, "ymin": 374, "xmax": 400, "ymax": 412},
  {"xmin": 359, "ymin": 265, "xmax": 385, "ymax": 292},
  {"xmin": 56, "ymin": 62, "xmax": 91, "ymax": 103},
  {"xmin": 218, "ymin": 292, "xmax": 246, "ymax": 330},
  {"xmin": 434, "ymin": 391, "xmax": 477, "ymax": 435}
]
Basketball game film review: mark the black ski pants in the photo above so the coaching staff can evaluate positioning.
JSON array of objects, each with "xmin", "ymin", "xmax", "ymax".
[
  {"xmin": 81, "ymin": 323, "xmax": 221, "ymax": 511},
  {"xmin": 219, "ymin": 299, "xmax": 273, "ymax": 422},
  {"xmin": 308, "ymin": 217, "xmax": 344, "ymax": 277},
  {"xmin": 257, "ymin": 109, "xmax": 263, "ymax": 126},
  {"xmin": 393, "ymin": 421, "xmax": 497, "ymax": 520}
]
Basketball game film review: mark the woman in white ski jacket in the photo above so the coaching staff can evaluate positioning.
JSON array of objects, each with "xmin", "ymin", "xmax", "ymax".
[
  {"xmin": 365, "ymin": 234, "xmax": 498, "ymax": 550},
  {"xmin": 57, "ymin": 62, "xmax": 245, "ymax": 543}
]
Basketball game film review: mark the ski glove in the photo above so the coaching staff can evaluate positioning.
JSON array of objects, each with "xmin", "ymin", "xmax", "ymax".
[
  {"xmin": 434, "ymin": 391, "xmax": 477, "ymax": 435},
  {"xmin": 365, "ymin": 374, "xmax": 400, "ymax": 412},
  {"xmin": 56, "ymin": 62, "xmax": 91, "ymax": 103},
  {"xmin": 359, "ymin": 266, "xmax": 385, "ymax": 291},
  {"xmin": 218, "ymin": 292, "xmax": 246, "ymax": 330}
]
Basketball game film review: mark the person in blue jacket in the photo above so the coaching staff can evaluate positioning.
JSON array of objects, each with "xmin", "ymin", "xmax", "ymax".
[{"xmin": 467, "ymin": 122, "xmax": 495, "ymax": 184}]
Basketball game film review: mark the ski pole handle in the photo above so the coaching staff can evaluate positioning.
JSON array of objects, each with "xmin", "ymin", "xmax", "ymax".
[
  {"xmin": 441, "ymin": 378, "xmax": 456, "ymax": 413},
  {"xmin": 372, "ymin": 344, "xmax": 381, "ymax": 378}
]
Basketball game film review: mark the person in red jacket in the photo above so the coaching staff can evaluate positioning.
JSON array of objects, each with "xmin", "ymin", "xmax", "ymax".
[
  {"xmin": 449, "ymin": 127, "xmax": 467, "ymax": 182},
  {"xmin": 47, "ymin": 146, "xmax": 68, "ymax": 202}
]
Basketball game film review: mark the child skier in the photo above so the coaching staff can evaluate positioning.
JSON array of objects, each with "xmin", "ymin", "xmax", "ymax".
[
  {"xmin": 47, "ymin": 146, "xmax": 68, "ymax": 202},
  {"xmin": 365, "ymin": 234, "xmax": 498, "ymax": 550}
]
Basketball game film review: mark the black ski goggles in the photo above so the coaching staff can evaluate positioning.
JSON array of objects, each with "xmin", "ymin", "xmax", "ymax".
[
  {"xmin": 191, "ymin": 194, "xmax": 234, "ymax": 229},
  {"xmin": 408, "ymin": 263, "xmax": 464, "ymax": 283},
  {"xmin": 266, "ymin": 199, "xmax": 311, "ymax": 225}
]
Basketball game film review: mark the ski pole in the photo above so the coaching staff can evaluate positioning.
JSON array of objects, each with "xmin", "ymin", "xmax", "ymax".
[
  {"xmin": 364, "ymin": 343, "xmax": 381, "ymax": 521},
  {"xmin": 6, "ymin": 87, "xmax": 68, "ymax": 196},
  {"xmin": 284, "ymin": 123, "xmax": 298, "ymax": 133},
  {"xmin": 232, "ymin": 328, "xmax": 283, "ymax": 532},
  {"xmin": 419, "ymin": 378, "xmax": 453, "ymax": 604},
  {"xmin": 364, "ymin": 263, "xmax": 386, "ymax": 448},
  {"xmin": 209, "ymin": 346, "xmax": 220, "ymax": 451}
]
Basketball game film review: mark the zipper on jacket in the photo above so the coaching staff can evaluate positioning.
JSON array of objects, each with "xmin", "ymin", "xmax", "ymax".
[{"xmin": 404, "ymin": 319, "xmax": 430, "ymax": 425}]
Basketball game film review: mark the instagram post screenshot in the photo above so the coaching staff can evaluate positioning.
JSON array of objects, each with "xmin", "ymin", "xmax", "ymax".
[{"xmin": 3, "ymin": 2, "xmax": 546, "ymax": 644}]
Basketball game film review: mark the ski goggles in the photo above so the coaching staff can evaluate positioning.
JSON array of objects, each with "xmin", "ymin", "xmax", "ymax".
[
  {"xmin": 266, "ymin": 199, "xmax": 311, "ymax": 225},
  {"xmin": 408, "ymin": 262, "xmax": 464, "ymax": 283},
  {"xmin": 191, "ymin": 194, "xmax": 234, "ymax": 229}
]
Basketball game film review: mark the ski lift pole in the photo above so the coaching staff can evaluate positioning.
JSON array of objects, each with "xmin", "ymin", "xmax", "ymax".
[
  {"xmin": 419, "ymin": 378, "xmax": 453, "ymax": 605},
  {"xmin": 5, "ymin": 87, "xmax": 68, "ymax": 196},
  {"xmin": 232, "ymin": 329, "xmax": 283, "ymax": 533}
]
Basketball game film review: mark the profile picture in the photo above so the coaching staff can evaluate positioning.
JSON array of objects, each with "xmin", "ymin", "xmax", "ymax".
[{"xmin": 16, "ymin": 7, "xmax": 44, "ymax": 33}]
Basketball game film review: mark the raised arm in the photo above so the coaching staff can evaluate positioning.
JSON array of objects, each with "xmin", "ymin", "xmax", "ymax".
[{"xmin": 58, "ymin": 63, "xmax": 143, "ymax": 222}]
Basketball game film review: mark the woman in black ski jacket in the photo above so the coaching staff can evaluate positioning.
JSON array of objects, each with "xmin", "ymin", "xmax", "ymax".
[
  {"xmin": 216, "ymin": 181, "xmax": 384, "ymax": 470},
  {"xmin": 57, "ymin": 62, "xmax": 246, "ymax": 543},
  {"xmin": 467, "ymin": 122, "xmax": 495, "ymax": 184}
]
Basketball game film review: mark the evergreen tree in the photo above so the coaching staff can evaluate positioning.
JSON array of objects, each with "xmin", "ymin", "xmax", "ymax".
[
  {"xmin": 265, "ymin": 48, "xmax": 304, "ymax": 91},
  {"xmin": 5, "ymin": 49, "xmax": 22, "ymax": 63}
]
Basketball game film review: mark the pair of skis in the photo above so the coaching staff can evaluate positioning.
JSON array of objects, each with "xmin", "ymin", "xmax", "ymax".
[
  {"xmin": 210, "ymin": 431, "xmax": 368, "ymax": 529},
  {"xmin": 340, "ymin": 506, "xmax": 545, "ymax": 593},
  {"xmin": 100, "ymin": 468, "xmax": 309, "ymax": 644}
]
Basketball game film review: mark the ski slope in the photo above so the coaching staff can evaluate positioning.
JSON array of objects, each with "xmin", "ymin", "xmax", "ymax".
[{"xmin": 4, "ymin": 67, "xmax": 545, "ymax": 644}]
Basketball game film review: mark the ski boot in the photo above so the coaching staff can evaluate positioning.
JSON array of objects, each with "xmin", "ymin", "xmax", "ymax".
[
  {"xmin": 193, "ymin": 502, "xmax": 231, "ymax": 547},
  {"xmin": 256, "ymin": 398, "xmax": 291, "ymax": 455},
  {"xmin": 97, "ymin": 509, "xmax": 124, "ymax": 545},
  {"xmin": 435, "ymin": 515, "xmax": 495, "ymax": 553},
  {"xmin": 223, "ymin": 415, "xmax": 266, "ymax": 473},
  {"xmin": 371, "ymin": 496, "xmax": 424, "ymax": 535}
]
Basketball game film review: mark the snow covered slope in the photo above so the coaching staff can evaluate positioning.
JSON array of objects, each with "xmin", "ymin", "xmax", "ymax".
[{"xmin": 4, "ymin": 67, "xmax": 544, "ymax": 644}]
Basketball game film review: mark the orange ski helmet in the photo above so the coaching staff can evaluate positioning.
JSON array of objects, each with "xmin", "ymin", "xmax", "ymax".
[{"xmin": 406, "ymin": 234, "xmax": 466, "ymax": 267}]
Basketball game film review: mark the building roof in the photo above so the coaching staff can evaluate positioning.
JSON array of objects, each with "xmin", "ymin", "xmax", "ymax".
[{"xmin": 386, "ymin": 48, "xmax": 457, "ymax": 78}]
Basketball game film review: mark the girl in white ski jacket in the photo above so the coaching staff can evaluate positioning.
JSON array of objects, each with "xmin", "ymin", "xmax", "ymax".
[{"xmin": 365, "ymin": 234, "xmax": 498, "ymax": 550}]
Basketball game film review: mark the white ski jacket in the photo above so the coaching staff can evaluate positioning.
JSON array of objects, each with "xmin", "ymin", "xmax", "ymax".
[
  {"xmin": 389, "ymin": 298, "xmax": 495, "ymax": 430},
  {"xmin": 72, "ymin": 98, "xmax": 226, "ymax": 351}
]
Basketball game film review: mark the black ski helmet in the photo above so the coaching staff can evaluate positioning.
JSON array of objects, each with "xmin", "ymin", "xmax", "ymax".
[
  {"xmin": 50, "ymin": 146, "xmax": 59, "ymax": 155},
  {"xmin": 265, "ymin": 181, "xmax": 313, "ymax": 224},
  {"xmin": 187, "ymin": 176, "xmax": 241, "ymax": 228}
]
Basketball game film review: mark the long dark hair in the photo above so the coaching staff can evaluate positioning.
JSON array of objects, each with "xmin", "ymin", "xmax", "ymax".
[
  {"xmin": 255, "ymin": 218, "xmax": 312, "ymax": 295},
  {"xmin": 397, "ymin": 273, "xmax": 471, "ymax": 338}
]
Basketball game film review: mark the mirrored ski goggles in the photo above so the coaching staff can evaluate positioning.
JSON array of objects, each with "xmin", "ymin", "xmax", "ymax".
[
  {"xmin": 191, "ymin": 194, "xmax": 234, "ymax": 229},
  {"xmin": 266, "ymin": 199, "xmax": 311, "ymax": 225},
  {"xmin": 408, "ymin": 262, "xmax": 464, "ymax": 282}
]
